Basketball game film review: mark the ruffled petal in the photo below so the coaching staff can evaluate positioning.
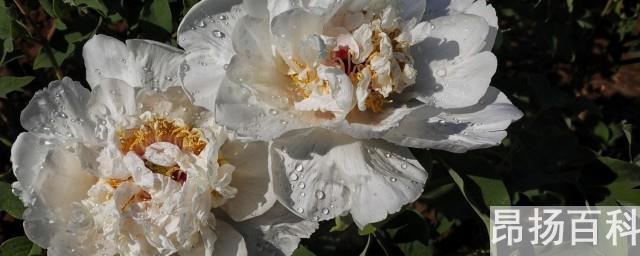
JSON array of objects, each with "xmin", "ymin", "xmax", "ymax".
[
  {"xmin": 20, "ymin": 78, "xmax": 96, "ymax": 141},
  {"xmin": 425, "ymin": 0, "xmax": 498, "ymax": 50},
  {"xmin": 11, "ymin": 133, "xmax": 62, "ymax": 203},
  {"xmin": 398, "ymin": 0, "xmax": 427, "ymax": 21},
  {"xmin": 221, "ymin": 140, "xmax": 277, "ymax": 221},
  {"xmin": 21, "ymin": 144, "xmax": 98, "ymax": 249},
  {"xmin": 125, "ymin": 39, "xmax": 183, "ymax": 90},
  {"xmin": 415, "ymin": 51, "xmax": 497, "ymax": 108},
  {"xmin": 214, "ymin": 78, "xmax": 317, "ymax": 141},
  {"xmin": 384, "ymin": 87, "xmax": 523, "ymax": 153},
  {"xmin": 86, "ymin": 78, "xmax": 137, "ymax": 126},
  {"xmin": 178, "ymin": 1, "xmax": 244, "ymax": 110},
  {"xmin": 230, "ymin": 203, "xmax": 318, "ymax": 256},
  {"xmin": 84, "ymin": 35, "xmax": 183, "ymax": 91},
  {"xmin": 270, "ymin": 129, "xmax": 427, "ymax": 227},
  {"xmin": 83, "ymin": 35, "xmax": 134, "ymax": 89}
]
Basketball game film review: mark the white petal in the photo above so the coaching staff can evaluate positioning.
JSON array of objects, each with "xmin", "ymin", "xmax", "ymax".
[
  {"xmin": 335, "ymin": 102, "xmax": 421, "ymax": 139},
  {"xmin": 20, "ymin": 78, "xmax": 96, "ymax": 141},
  {"xmin": 294, "ymin": 65, "xmax": 354, "ymax": 120},
  {"xmin": 271, "ymin": 8, "xmax": 324, "ymax": 61},
  {"xmin": 270, "ymin": 129, "xmax": 428, "ymax": 227},
  {"xmin": 214, "ymin": 78, "xmax": 316, "ymax": 141},
  {"xmin": 178, "ymin": 2, "xmax": 244, "ymax": 110},
  {"xmin": 409, "ymin": 21, "xmax": 433, "ymax": 45},
  {"xmin": 355, "ymin": 68, "xmax": 372, "ymax": 111},
  {"xmin": 398, "ymin": 0, "xmax": 427, "ymax": 21},
  {"xmin": 22, "ymin": 144, "xmax": 98, "ymax": 248},
  {"xmin": 230, "ymin": 203, "xmax": 318, "ymax": 255},
  {"xmin": 416, "ymin": 13, "xmax": 489, "ymax": 59},
  {"xmin": 221, "ymin": 140, "xmax": 277, "ymax": 221},
  {"xmin": 416, "ymin": 51, "xmax": 497, "ymax": 108},
  {"xmin": 87, "ymin": 78, "xmax": 137, "ymax": 125},
  {"xmin": 125, "ymin": 39, "xmax": 183, "ymax": 90},
  {"xmin": 84, "ymin": 35, "xmax": 183, "ymax": 90},
  {"xmin": 424, "ymin": 0, "xmax": 498, "ymax": 50},
  {"xmin": 11, "ymin": 133, "xmax": 61, "ymax": 204},
  {"xmin": 83, "ymin": 35, "xmax": 135, "ymax": 89},
  {"xmin": 384, "ymin": 87, "xmax": 523, "ymax": 153},
  {"xmin": 214, "ymin": 221, "xmax": 248, "ymax": 256}
]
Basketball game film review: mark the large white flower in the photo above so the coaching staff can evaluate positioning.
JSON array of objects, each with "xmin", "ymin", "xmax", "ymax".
[
  {"xmin": 11, "ymin": 35, "xmax": 316, "ymax": 256},
  {"xmin": 177, "ymin": 0, "xmax": 522, "ymax": 226}
]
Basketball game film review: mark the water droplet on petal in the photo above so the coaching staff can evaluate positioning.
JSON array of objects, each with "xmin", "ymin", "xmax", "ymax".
[
  {"xmin": 212, "ymin": 30, "xmax": 225, "ymax": 38},
  {"xmin": 300, "ymin": 192, "xmax": 306, "ymax": 197},
  {"xmin": 313, "ymin": 216, "xmax": 320, "ymax": 221},
  {"xmin": 315, "ymin": 190, "xmax": 325, "ymax": 199},
  {"xmin": 290, "ymin": 173, "xmax": 299, "ymax": 181},
  {"xmin": 390, "ymin": 177, "xmax": 397, "ymax": 182},
  {"xmin": 281, "ymin": 120, "xmax": 288, "ymax": 125},
  {"xmin": 297, "ymin": 207, "xmax": 304, "ymax": 213},
  {"xmin": 438, "ymin": 120, "xmax": 446, "ymax": 125},
  {"xmin": 322, "ymin": 208, "xmax": 330, "ymax": 215},
  {"xmin": 219, "ymin": 15, "xmax": 228, "ymax": 20},
  {"xmin": 384, "ymin": 152, "xmax": 392, "ymax": 158},
  {"xmin": 223, "ymin": 64, "xmax": 229, "ymax": 70},
  {"xmin": 401, "ymin": 163, "xmax": 408, "ymax": 169},
  {"xmin": 195, "ymin": 20, "xmax": 206, "ymax": 28},
  {"xmin": 298, "ymin": 182, "xmax": 306, "ymax": 189},
  {"xmin": 295, "ymin": 163, "xmax": 303, "ymax": 172},
  {"xmin": 436, "ymin": 68, "xmax": 447, "ymax": 77},
  {"xmin": 269, "ymin": 109, "xmax": 279, "ymax": 115}
]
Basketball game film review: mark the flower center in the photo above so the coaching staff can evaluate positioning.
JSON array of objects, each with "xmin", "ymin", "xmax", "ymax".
[
  {"xmin": 118, "ymin": 117, "xmax": 207, "ymax": 182},
  {"xmin": 287, "ymin": 9, "xmax": 416, "ymax": 113}
]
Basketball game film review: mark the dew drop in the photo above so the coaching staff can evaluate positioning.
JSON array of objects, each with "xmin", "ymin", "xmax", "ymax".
[
  {"xmin": 401, "ymin": 163, "xmax": 408, "ymax": 169},
  {"xmin": 384, "ymin": 152, "xmax": 392, "ymax": 158},
  {"xmin": 313, "ymin": 216, "xmax": 320, "ymax": 221},
  {"xmin": 300, "ymin": 192, "xmax": 306, "ymax": 197},
  {"xmin": 322, "ymin": 208, "xmax": 330, "ymax": 215},
  {"xmin": 212, "ymin": 30, "xmax": 226, "ymax": 38},
  {"xmin": 297, "ymin": 207, "xmax": 304, "ymax": 213},
  {"xmin": 219, "ymin": 15, "xmax": 228, "ymax": 20},
  {"xmin": 195, "ymin": 20, "xmax": 206, "ymax": 28},
  {"xmin": 281, "ymin": 120, "xmax": 288, "ymax": 125},
  {"xmin": 315, "ymin": 190, "xmax": 325, "ymax": 199},
  {"xmin": 223, "ymin": 64, "xmax": 229, "ymax": 70},
  {"xmin": 438, "ymin": 120, "xmax": 446, "ymax": 125},
  {"xmin": 165, "ymin": 76, "xmax": 174, "ymax": 81},
  {"xmin": 298, "ymin": 182, "xmax": 306, "ymax": 189},
  {"xmin": 57, "ymin": 112, "xmax": 69, "ymax": 118},
  {"xmin": 436, "ymin": 68, "xmax": 447, "ymax": 77},
  {"xmin": 290, "ymin": 173, "xmax": 299, "ymax": 181},
  {"xmin": 295, "ymin": 163, "xmax": 303, "ymax": 172},
  {"xmin": 269, "ymin": 109, "xmax": 279, "ymax": 115},
  {"xmin": 390, "ymin": 177, "xmax": 397, "ymax": 182}
]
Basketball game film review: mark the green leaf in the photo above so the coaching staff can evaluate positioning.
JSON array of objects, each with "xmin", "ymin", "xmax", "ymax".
[
  {"xmin": 0, "ymin": 181, "xmax": 25, "ymax": 219},
  {"xmin": 63, "ymin": 0, "xmax": 108, "ymax": 16},
  {"xmin": 397, "ymin": 241, "xmax": 433, "ymax": 256},
  {"xmin": 0, "ymin": 236, "xmax": 41, "ymax": 256},
  {"xmin": 291, "ymin": 245, "xmax": 316, "ymax": 256},
  {"xmin": 358, "ymin": 224, "xmax": 377, "ymax": 236},
  {"xmin": 594, "ymin": 121, "xmax": 610, "ymax": 143},
  {"xmin": 32, "ymin": 44, "xmax": 75, "ymax": 69},
  {"xmin": 448, "ymin": 169, "xmax": 491, "ymax": 231},
  {"xmin": 0, "ymin": 0, "xmax": 12, "ymax": 39},
  {"xmin": 140, "ymin": 0, "xmax": 173, "ymax": 32},
  {"xmin": 598, "ymin": 157, "xmax": 640, "ymax": 205},
  {"xmin": 566, "ymin": 0, "xmax": 574, "ymax": 13},
  {"xmin": 330, "ymin": 215, "xmax": 352, "ymax": 232},
  {"xmin": 0, "ymin": 76, "xmax": 34, "ymax": 98},
  {"xmin": 622, "ymin": 121, "xmax": 633, "ymax": 160},
  {"xmin": 0, "ymin": 137, "xmax": 11, "ymax": 147}
]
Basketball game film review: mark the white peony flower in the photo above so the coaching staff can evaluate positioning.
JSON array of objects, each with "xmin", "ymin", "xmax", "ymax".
[
  {"xmin": 11, "ymin": 35, "xmax": 316, "ymax": 256},
  {"xmin": 177, "ymin": 0, "xmax": 522, "ymax": 226}
]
